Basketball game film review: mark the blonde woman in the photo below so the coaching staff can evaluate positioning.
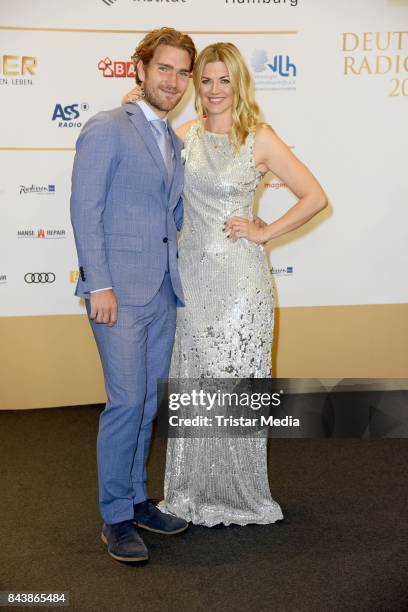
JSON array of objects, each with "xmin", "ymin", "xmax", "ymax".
[{"xmin": 124, "ymin": 42, "xmax": 327, "ymax": 526}]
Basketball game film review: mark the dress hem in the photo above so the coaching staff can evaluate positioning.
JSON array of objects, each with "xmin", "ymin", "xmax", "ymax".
[{"xmin": 159, "ymin": 500, "xmax": 284, "ymax": 528}]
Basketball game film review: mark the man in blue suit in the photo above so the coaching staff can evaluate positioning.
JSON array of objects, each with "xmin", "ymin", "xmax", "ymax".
[{"xmin": 71, "ymin": 28, "xmax": 196, "ymax": 563}]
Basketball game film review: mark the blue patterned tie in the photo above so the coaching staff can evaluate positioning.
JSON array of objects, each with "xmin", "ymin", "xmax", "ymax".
[{"xmin": 150, "ymin": 119, "xmax": 175, "ymax": 183}]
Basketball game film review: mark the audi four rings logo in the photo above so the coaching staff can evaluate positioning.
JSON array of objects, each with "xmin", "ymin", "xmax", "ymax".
[{"xmin": 24, "ymin": 272, "xmax": 56, "ymax": 283}]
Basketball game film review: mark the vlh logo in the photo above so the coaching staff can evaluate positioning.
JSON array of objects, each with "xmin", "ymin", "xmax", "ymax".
[
  {"xmin": 51, "ymin": 103, "xmax": 90, "ymax": 128},
  {"xmin": 266, "ymin": 55, "xmax": 296, "ymax": 77},
  {"xmin": 250, "ymin": 49, "xmax": 297, "ymax": 91}
]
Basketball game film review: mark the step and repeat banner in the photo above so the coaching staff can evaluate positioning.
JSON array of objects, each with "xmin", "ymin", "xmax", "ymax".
[{"xmin": 0, "ymin": 0, "xmax": 407, "ymax": 317}]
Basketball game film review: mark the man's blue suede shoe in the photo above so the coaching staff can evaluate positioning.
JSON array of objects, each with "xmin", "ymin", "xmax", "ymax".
[
  {"xmin": 101, "ymin": 520, "xmax": 149, "ymax": 563},
  {"xmin": 133, "ymin": 499, "xmax": 189, "ymax": 535}
]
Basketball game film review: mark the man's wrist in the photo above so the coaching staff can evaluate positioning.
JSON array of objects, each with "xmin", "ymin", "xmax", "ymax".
[{"xmin": 90, "ymin": 287, "xmax": 113, "ymax": 293}]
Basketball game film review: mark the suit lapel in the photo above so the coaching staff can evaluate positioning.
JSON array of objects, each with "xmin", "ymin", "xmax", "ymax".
[
  {"xmin": 124, "ymin": 103, "xmax": 169, "ymax": 190},
  {"xmin": 167, "ymin": 125, "xmax": 183, "ymax": 209}
]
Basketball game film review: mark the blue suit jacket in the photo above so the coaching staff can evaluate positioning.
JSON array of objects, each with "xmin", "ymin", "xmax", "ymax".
[{"xmin": 70, "ymin": 103, "xmax": 184, "ymax": 306}]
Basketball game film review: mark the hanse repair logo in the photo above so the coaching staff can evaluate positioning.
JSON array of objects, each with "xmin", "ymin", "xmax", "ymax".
[
  {"xmin": 51, "ymin": 103, "xmax": 90, "ymax": 128},
  {"xmin": 250, "ymin": 49, "xmax": 297, "ymax": 91},
  {"xmin": 17, "ymin": 228, "xmax": 66, "ymax": 239}
]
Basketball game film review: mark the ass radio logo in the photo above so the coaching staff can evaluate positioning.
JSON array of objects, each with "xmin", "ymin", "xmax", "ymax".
[
  {"xmin": 250, "ymin": 49, "xmax": 297, "ymax": 91},
  {"xmin": 51, "ymin": 103, "xmax": 90, "ymax": 128}
]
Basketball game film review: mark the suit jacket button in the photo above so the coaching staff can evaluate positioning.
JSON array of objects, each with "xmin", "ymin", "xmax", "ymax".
[{"xmin": 163, "ymin": 237, "xmax": 168, "ymax": 243}]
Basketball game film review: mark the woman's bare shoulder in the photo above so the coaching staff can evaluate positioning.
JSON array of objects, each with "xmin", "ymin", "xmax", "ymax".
[{"xmin": 254, "ymin": 122, "xmax": 277, "ymax": 143}]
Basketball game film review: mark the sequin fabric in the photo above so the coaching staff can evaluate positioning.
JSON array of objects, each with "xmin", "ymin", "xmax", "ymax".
[{"xmin": 162, "ymin": 123, "xmax": 283, "ymax": 526}]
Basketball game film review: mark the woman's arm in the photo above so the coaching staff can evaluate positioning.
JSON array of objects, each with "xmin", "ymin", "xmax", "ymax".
[
  {"xmin": 226, "ymin": 125, "xmax": 328, "ymax": 244},
  {"xmin": 121, "ymin": 86, "xmax": 141, "ymax": 106}
]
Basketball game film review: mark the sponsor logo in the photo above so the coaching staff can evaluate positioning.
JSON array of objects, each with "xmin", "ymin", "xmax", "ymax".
[
  {"xmin": 342, "ymin": 31, "xmax": 408, "ymax": 97},
  {"xmin": 250, "ymin": 49, "xmax": 297, "ymax": 91},
  {"xmin": 264, "ymin": 181, "xmax": 286, "ymax": 190},
  {"xmin": 24, "ymin": 272, "xmax": 56, "ymax": 284},
  {"xmin": 70, "ymin": 271, "xmax": 79, "ymax": 283},
  {"xmin": 19, "ymin": 184, "xmax": 55, "ymax": 195},
  {"xmin": 0, "ymin": 274, "xmax": 7, "ymax": 284},
  {"xmin": 0, "ymin": 55, "xmax": 37, "ymax": 86},
  {"xmin": 98, "ymin": 57, "xmax": 136, "ymax": 78},
  {"xmin": 51, "ymin": 103, "xmax": 89, "ymax": 128},
  {"xmin": 17, "ymin": 229, "xmax": 66, "ymax": 239},
  {"xmin": 132, "ymin": 0, "xmax": 187, "ymax": 2},
  {"xmin": 101, "ymin": 0, "xmax": 117, "ymax": 5},
  {"xmin": 226, "ymin": 0, "xmax": 298, "ymax": 4},
  {"xmin": 271, "ymin": 265, "xmax": 294, "ymax": 276}
]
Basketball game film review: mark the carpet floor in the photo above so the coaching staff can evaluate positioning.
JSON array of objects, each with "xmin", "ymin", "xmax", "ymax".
[{"xmin": 1, "ymin": 405, "xmax": 407, "ymax": 612}]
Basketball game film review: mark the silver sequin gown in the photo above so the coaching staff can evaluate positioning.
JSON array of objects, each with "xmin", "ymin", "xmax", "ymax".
[{"xmin": 162, "ymin": 123, "xmax": 283, "ymax": 526}]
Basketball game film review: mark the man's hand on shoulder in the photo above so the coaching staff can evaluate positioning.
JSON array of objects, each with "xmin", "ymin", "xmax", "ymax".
[{"xmin": 90, "ymin": 289, "xmax": 118, "ymax": 327}]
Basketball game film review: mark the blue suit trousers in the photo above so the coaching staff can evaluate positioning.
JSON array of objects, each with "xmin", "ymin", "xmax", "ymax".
[{"xmin": 87, "ymin": 273, "xmax": 177, "ymax": 524}]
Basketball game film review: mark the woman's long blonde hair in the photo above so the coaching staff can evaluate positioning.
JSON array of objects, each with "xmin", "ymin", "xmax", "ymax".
[{"xmin": 193, "ymin": 42, "xmax": 262, "ymax": 149}]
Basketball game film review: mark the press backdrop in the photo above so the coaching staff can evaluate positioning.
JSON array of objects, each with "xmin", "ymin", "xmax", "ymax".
[{"xmin": 1, "ymin": 0, "xmax": 407, "ymax": 408}]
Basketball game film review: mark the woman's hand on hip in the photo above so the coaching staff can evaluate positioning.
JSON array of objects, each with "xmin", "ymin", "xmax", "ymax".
[{"xmin": 225, "ymin": 216, "xmax": 268, "ymax": 245}]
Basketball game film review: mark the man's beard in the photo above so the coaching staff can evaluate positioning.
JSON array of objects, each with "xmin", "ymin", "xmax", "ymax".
[{"xmin": 143, "ymin": 83, "xmax": 182, "ymax": 113}]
